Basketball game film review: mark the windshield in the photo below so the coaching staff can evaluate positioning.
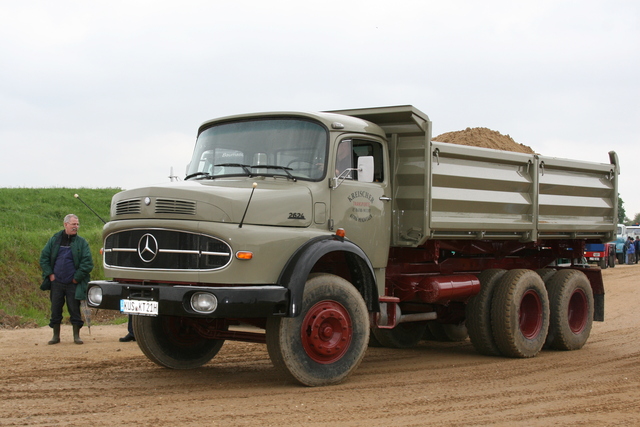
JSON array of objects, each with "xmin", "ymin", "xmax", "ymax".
[{"xmin": 186, "ymin": 118, "xmax": 328, "ymax": 181}]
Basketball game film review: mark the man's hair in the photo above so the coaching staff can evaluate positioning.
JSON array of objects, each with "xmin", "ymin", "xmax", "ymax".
[{"xmin": 64, "ymin": 214, "xmax": 79, "ymax": 224}]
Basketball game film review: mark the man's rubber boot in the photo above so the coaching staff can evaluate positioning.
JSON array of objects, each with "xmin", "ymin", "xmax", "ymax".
[
  {"xmin": 73, "ymin": 324, "xmax": 83, "ymax": 345},
  {"xmin": 48, "ymin": 324, "xmax": 61, "ymax": 345}
]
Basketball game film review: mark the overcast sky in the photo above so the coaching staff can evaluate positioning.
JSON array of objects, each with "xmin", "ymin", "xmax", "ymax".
[{"xmin": 1, "ymin": 1, "xmax": 639, "ymax": 219}]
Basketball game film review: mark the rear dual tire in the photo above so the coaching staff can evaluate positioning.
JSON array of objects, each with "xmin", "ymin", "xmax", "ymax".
[
  {"xmin": 466, "ymin": 269, "xmax": 506, "ymax": 356},
  {"xmin": 491, "ymin": 269, "xmax": 550, "ymax": 358},
  {"xmin": 544, "ymin": 269, "xmax": 593, "ymax": 351},
  {"xmin": 469, "ymin": 268, "xmax": 594, "ymax": 358}
]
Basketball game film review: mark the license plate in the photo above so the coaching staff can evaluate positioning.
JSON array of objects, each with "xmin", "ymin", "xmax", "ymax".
[
  {"xmin": 120, "ymin": 299, "xmax": 158, "ymax": 316},
  {"xmin": 592, "ymin": 253, "xmax": 601, "ymax": 257}
]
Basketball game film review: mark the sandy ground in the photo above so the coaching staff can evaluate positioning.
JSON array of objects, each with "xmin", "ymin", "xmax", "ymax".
[{"xmin": 1, "ymin": 265, "xmax": 639, "ymax": 427}]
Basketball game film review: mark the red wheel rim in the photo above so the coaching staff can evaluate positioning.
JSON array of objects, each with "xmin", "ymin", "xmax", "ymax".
[
  {"xmin": 301, "ymin": 300, "xmax": 352, "ymax": 364},
  {"xmin": 567, "ymin": 288, "xmax": 588, "ymax": 333},
  {"xmin": 519, "ymin": 289, "xmax": 543, "ymax": 339}
]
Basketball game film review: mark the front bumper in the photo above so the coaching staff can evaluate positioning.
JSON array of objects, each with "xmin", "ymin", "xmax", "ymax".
[{"xmin": 87, "ymin": 280, "xmax": 289, "ymax": 318}]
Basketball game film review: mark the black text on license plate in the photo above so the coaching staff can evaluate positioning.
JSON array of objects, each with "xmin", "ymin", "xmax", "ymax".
[{"xmin": 120, "ymin": 299, "xmax": 158, "ymax": 316}]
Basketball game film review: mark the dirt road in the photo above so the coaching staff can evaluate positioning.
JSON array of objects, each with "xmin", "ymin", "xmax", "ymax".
[{"xmin": 1, "ymin": 265, "xmax": 639, "ymax": 426}]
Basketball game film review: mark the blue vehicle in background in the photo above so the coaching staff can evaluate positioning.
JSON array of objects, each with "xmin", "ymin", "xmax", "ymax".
[
  {"xmin": 585, "ymin": 242, "xmax": 616, "ymax": 268},
  {"xmin": 583, "ymin": 224, "xmax": 625, "ymax": 267}
]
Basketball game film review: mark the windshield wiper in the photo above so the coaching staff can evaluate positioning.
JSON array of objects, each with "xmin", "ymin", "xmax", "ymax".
[
  {"xmin": 184, "ymin": 171, "xmax": 211, "ymax": 180},
  {"xmin": 214, "ymin": 163, "xmax": 252, "ymax": 175},
  {"xmin": 250, "ymin": 165, "xmax": 296, "ymax": 182},
  {"xmin": 192, "ymin": 164, "xmax": 297, "ymax": 181}
]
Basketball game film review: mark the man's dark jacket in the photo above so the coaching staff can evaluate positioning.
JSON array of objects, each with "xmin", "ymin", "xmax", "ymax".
[{"xmin": 40, "ymin": 230, "xmax": 93, "ymax": 300}]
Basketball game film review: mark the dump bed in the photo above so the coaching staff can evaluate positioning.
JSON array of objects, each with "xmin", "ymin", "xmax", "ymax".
[{"xmin": 331, "ymin": 106, "xmax": 619, "ymax": 246}]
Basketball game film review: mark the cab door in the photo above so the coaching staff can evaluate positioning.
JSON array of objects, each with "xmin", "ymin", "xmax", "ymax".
[{"xmin": 330, "ymin": 138, "xmax": 391, "ymax": 268}]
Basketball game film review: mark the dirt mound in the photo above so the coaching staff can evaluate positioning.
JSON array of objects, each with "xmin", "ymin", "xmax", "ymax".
[{"xmin": 433, "ymin": 127, "xmax": 534, "ymax": 154}]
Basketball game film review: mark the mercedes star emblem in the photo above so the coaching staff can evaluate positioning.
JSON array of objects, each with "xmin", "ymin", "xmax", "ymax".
[{"xmin": 138, "ymin": 233, "xmax": 159, "ymax": 262}]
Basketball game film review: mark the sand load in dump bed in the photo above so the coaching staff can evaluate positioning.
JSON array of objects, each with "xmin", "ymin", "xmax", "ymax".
[{"xmin": 433, "ymin": 127, "xmax": 534, "ymax": 154}]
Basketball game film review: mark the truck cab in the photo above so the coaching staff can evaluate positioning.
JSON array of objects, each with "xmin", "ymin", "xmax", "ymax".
[{"xmin": 97, "ymin": 111, "xmax": 391, "ymax": 303}]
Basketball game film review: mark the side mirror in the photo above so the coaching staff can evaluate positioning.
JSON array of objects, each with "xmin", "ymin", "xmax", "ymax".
[{"xmin": 357, "ymin": 156, "xmax": 374, "ymax": 183}]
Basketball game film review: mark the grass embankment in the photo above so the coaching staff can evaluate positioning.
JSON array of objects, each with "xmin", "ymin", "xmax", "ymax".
[{"xmin": 0, "ymin": 188, "xmax": 123, "ymax": 327}]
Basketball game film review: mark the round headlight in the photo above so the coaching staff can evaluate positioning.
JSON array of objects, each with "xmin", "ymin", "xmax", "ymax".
[
  {"xmin": 191, "ymin": 292, "xmax": 218, "ymax": 314},
  {"xmin": 87, "ymin": 286, "xmax": 103, "ymax": 306}
]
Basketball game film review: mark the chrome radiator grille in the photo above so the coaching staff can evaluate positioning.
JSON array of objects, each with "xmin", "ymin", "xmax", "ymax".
[{"xmin": 104, "ymin": 229, "xmax": 232, "ymax": 270}]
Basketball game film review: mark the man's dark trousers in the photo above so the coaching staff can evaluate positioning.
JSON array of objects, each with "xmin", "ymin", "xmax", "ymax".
[{"xmin": 49, "ymin": 281, "xmax": 83, "ymax": 327}]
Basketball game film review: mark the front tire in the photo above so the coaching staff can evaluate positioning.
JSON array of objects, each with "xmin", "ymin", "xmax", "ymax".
[
  {"xmin": 545, "ymin": 269, "xmax": 594, "ymax": 351},
  {"xmin": 266, "ymin": 274, "xmax": 369, "ymax": 386},
  {"xmin": 491, "ymin": 269, "xmax": 550, "ymax": 358},
  {"xmin": 132, "ymin": 315, "xmax": 225, "ymax": 369}
]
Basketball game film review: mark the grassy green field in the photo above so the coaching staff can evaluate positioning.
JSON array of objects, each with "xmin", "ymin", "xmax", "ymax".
[{"xmin": 0, "ymin": 188, "xmax": 123, "ymax": 327}]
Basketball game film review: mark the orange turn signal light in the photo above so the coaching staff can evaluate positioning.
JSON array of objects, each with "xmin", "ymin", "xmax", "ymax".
[
  {"xmin": 335, "ymin": 228, "xmax": 346, "ymax": 238},
  {"xmin": 236, "ymin": 251, "xmax": 253, "ymax": 260}
]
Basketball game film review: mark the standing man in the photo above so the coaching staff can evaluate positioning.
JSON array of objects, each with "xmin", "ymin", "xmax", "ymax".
[
  {"xmin": 623, "ymin": 237, "xmax": 631, "ymax": 264},
  {"xmin": 635, "ymin": 236, "xmax": 640, "ymax": 264},
  {"xmin": 625, "ymin": 236, "xmax": 635, "ymax": 265},
  {"xmin": 40, "ymin": 214, "xmax": 93, "ymax": 345}
]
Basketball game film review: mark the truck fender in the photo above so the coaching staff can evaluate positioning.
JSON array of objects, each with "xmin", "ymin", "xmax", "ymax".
[{"xmin": 278, "ymin": 236, "xmax": 379, "ymax": 317}]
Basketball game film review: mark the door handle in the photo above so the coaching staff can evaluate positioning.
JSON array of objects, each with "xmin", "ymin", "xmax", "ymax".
[{"xmin": 379, "ymin": 196, "xmax": 392, "ymax": 201}]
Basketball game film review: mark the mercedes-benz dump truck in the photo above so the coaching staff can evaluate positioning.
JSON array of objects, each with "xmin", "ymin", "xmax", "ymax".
[{"xmin": 87, "ymin": 105, "xmax": 619, "ymax": 386}]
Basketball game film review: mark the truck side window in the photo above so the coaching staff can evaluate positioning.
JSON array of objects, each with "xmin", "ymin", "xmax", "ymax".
[{"xmin": 353, "ymin": 139, "xmax": 384, "ymax": 182}]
